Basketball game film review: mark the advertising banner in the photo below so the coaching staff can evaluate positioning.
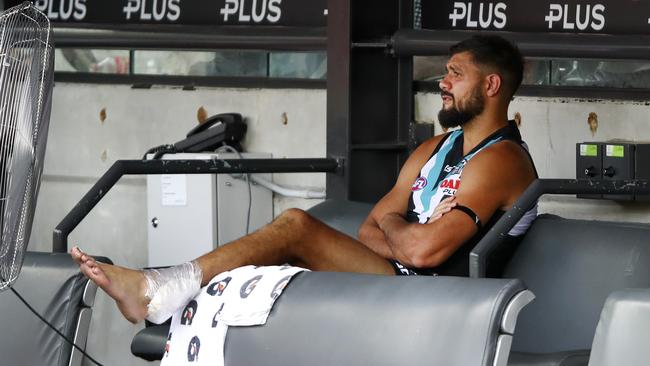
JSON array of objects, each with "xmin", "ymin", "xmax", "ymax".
[
  {"xmin": 421, "ymin": 0, "xmax": 650, "ymax": 35},
  {"xmin": 7, "ymin": 0, "xmax": 327, "ymax": 27}
]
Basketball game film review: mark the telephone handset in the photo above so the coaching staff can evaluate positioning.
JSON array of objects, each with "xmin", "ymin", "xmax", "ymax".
[
  {"xmin": 185, "ymin": 113, "xmax": 239, "ymax": 138},
  {"xmin": 174, "ymin": 113, "xmax": 247, "ymax": 153},
  {"xmin": 144, "ymin": 113, "xmax": 248, "ymax": 159}
]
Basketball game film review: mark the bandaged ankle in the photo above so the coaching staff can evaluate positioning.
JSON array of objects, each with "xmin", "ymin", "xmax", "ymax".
[{"xmin": 143, "ymin": 261, "xmax": 203, "ymax": 324}]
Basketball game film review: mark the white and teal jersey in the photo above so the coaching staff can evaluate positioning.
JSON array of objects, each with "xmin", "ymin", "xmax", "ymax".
[
  {"xmin": 397, "ymin": 121, "xmax": 538, "ymax": 276},
  {"xmin": 406, "ymin": 121, "xmax": 537, "ymax": 234}
]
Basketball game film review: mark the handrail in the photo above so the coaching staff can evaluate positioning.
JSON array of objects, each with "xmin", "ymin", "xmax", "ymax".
[
  {"xmin": 391, "ymin": 29, "xmax": 650, "ymax": 59},
  {"xmin": 53, "ymin": 25, "xmax": 327, "ymax": 51},
  {"xmin": 52, "ymin": 158, "xmax": 339, "ymax": 253},
  {"xmin": 469, "ymin": 179, "xmax": 650, "ymax": 278}
]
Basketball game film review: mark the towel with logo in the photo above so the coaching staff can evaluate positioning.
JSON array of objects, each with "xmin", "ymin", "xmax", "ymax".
[{"xmin": 159, "ymin": 265, "xmax": 307, "ymax": 365}]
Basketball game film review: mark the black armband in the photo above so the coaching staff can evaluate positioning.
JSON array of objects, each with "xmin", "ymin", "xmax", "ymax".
[{"xmin": 452, "ymin": 205, "xmax": 482, "ymax": 230}]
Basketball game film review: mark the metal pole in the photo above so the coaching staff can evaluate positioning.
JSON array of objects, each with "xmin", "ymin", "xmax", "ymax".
[{"xmin": 53, "ymin": 158, "xmax": 339, "ymax": 253}]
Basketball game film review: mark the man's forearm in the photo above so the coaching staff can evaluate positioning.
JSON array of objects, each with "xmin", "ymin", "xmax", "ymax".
[
  {"xmin": 378, "ymin": 212, "xmax": 410, "ymax": 245},
  {"xmin": 357, "ymin": 220, "xmax": 395, "ymax": 259},
  {"xmin": 378, "ymin": 213, "xmax": 422, "ymax": 266}
]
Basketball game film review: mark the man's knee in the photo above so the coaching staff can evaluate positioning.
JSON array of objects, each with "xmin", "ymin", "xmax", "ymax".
[{"xmin": 277, "ymin": 208, "xmax": 315, "ymax": 230}]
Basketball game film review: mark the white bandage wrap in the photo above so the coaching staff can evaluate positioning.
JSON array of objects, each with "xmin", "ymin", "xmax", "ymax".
[{"xmin": 144, "ymin": 261, "xmax": 203, "ymax": 324}]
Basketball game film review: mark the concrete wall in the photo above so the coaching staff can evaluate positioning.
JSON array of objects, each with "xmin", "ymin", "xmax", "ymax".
[
  {"xmin": 415, "ymin": 92, "xmax": 650, "ymax": 223},
  {"xmin": 28, "ymin": 83, "xmax": 326, "ymax": 366}
]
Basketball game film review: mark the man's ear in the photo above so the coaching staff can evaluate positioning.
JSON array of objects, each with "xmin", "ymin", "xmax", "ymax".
[{"xmin": 485, "ymin": 74, "xmax": 502, "ymax": 97}]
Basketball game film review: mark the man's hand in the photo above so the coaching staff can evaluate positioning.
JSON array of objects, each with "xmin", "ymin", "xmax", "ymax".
[
  {"xmin": 377, "ymin": 196, "xmax": 457, "ymax": 267},
  {"xmin": 427, "ymin": 196, "xmax": 457, "ymax": 224}
]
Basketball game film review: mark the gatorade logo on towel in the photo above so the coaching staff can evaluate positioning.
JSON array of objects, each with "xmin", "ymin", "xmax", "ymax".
[
  {"xmin": 164, "ymin": 333, "xmax": 172, "ymax": 358},
  {"xmin": 181, "ymin": 300, "xmax": 198, "ymax": 325},
  {"xmin": 207, "ymin": 277, "xmax": 232, "ymax": 296},
  {"xmin": 211, "ymin": 303, "xmax": 225, "ymax": 328},
  {"xmin": 187, "ymin": 336, "xmax": 201, "ymax": 362},
  {"xmin": 240, "ymin": 275, "xmax": 263, "ymax": 298},
  {"xmin": 271, "ymin": 276, "xmax": 293, "ymax": 300}
]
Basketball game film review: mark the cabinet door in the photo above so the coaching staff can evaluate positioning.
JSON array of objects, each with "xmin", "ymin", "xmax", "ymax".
[{"xmin": 147, "ymin": 173, "xmax": 217, "ymax": 267}]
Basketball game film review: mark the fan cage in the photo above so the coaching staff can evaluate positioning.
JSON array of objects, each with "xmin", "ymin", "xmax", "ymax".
[{"xmin": 0, "ymin": 2, "xmax": 53, "ymax": 291}]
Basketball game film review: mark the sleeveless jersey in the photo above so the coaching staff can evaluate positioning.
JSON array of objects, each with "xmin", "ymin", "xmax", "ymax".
[{"xmin": 398, "ymin": 120, "xmax": 537, "ymax": 276}]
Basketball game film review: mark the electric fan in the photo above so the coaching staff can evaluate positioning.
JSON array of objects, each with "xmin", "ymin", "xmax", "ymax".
[{"xmin": 0, "ymin": 2, "xmax": 53, "ymax": 291}]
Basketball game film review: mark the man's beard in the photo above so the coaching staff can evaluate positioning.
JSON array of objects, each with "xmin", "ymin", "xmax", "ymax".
[{"xmin": 438, "ymin": 88, "xmax": 485, "ymax": 129}]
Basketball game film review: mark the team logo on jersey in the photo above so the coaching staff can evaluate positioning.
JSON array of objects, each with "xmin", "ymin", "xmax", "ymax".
[
  {"xmin": 181, "ymin": 300, "xmax": 198, "ymax": 325},
  {"xmin": 240, "ymin": 275, "xmax": 263, "ymax": 298},
  {"xmin": 187, "ymin": 336, "xmax": 201, "ymax": 362},
  {"xmin": 207, "ymin": 276, "xmax": 232, "ymax": 296},
  {"xmin": 411, "ymin": 177, "xmax": 428, "ymax": 191}
]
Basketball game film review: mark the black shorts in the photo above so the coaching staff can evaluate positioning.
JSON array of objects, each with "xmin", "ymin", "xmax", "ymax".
[{"xmin": 389, "ymin": 260, "xmax": 437, "ymax": 276}]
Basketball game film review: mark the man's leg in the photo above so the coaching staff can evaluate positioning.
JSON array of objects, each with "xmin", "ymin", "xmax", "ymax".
[{"xmin": 71, "ymin": 208, "xmax": 395, "ymax": 323}]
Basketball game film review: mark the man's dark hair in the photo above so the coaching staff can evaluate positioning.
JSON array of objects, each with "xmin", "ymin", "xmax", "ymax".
[{"xmin": 450, "ymin": 35, "xmax": 524, "ymax": 100}]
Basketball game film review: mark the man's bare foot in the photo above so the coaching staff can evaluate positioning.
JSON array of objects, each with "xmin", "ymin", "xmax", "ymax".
[{"xmin": 70, "ymin": 247, "xmax": 149, "ymax": 324}]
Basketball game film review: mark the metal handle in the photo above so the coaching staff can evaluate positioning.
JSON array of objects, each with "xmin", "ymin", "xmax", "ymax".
[{"xmin": 53, "ymin": 158, "xmax": 339, "ymax": 253}]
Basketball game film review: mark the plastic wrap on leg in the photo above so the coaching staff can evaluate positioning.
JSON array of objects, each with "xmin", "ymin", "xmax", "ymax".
[{"xmin": 144, "ymin": 261, "xmax": 202, "ymax": 324}]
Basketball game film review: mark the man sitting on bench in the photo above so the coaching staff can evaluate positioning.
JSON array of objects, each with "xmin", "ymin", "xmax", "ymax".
[{"xmin": 72, "ymin": 35, "xmax": 537, "ymax": 324}]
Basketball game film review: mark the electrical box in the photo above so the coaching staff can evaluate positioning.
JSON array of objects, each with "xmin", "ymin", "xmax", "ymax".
[
  {"xmin": 576, "ymin": 142, "xmax": 602, "ymax": 199},
  {"xmin": 634, "ymin": 144, "xmax": 650, "ymax": 201},
  {"xmin": 146, "ymin": 152, "xmax": 273, "ymax": 267},
  {"xmin": 576, "ymin": 142, "xmax": 650, "ymax": 201},
  {"xmin": 602, "ymin": 143, "xmax": 634, "ymax": 201}
]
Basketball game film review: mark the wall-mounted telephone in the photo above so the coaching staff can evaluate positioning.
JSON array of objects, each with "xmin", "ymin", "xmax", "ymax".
[
  {"xmin": 144, "ymin": 113, "xmax": 247, "ymax": 159},
  {"xmin": 176, "ymin": 113, "xmax": 247, "ymax": 153}
]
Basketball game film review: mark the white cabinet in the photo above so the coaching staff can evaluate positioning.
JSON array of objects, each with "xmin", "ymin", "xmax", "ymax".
[{"xmin": 146, "ymin": 152, "xmax": 273, "ymax": 267}]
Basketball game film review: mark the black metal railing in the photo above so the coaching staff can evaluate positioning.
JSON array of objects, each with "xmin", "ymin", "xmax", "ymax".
[
  {"xmin": 52, "ymin": 158, "xmax": 339, "ymax": 253},
  {"xmin": 469, "ymin": 178, "xmax": 650, "ymax": 278},
  {"xmin": 53, "ymin": 25, "xmax": 327, "ymax": 51},
  {"xmin": 390, "ymin": 29, "xmax": 650, "ymax": 60}
]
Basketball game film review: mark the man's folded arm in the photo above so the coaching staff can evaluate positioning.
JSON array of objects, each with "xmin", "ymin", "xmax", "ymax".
[
  {"xmin": 357, "ymin": 135, "xmax": 445, "ymax": 259},
  {"xmin": 376, "ymin": 144, "xmax": 529, "ymax": 269}
]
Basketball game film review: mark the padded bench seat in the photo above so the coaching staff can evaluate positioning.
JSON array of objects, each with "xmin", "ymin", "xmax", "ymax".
[
  {"xmin": 504, "ymin": 215, "xmax": 650, "ymax": 366},
  {"xmin": 133, "ymin": 273, "xmax": 533, "ymax": 365},
  {"xmin": 588, "ymin": 288, "xmax": 650, "ymax": 366},
  {"xmin": 0, "ymin": 252, "xmax": 109, "ymax": 366}
]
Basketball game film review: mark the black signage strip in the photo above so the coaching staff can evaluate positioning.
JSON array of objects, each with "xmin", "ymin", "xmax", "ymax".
[
  {"xmin": 53, "ymin": 25, "xmax": 326, "ymax": 50},
  {"xmin": 9, "ymin": 0, "xmax": 327, "ymax": 27},
  {"xmin": 421, "ymin": 0, "xmax": 650, "ymax": 36},
  {"xmin": 391, "ymin": 29, "xmax": 650, "ymax": 60}
]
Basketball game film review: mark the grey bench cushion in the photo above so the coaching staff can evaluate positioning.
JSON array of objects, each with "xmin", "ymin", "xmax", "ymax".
[
  {"xmin": 0, "ymin": 252, "xmax": 108, "ymax": 366},
  {"xmin": 135, "ymin": 274, "xmax": 530, "ymax": 365},
  {"xmin": 504, "ymin": 215, "xmax": 650, "ymax": 354},
  {"xmin": 225, "ymin": 273, "xmax": 526, "ymax": 366},
  {"xmin": 588, "ymin": 289, "xmax": 650, "ymax": 366}
]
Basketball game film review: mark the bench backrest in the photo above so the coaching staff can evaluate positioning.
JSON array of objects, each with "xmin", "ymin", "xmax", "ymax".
[
  {"xmin": 588, "ymin": 288, "xmax": 650, "ymax": 366},
  {"xmin": 225, "ymin": 272, "xmax": 531, "ymax": 366},
  {"xmin": 0, "ymin": 252, "xmax": 104, "ymax": 366},
  {"xmin": 504, "ymin": 215, "xmax": 650, "ymax": 353},
  {"xmin": 306, "ymin": 199, "xmax": 373, "ymax": 238}
]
